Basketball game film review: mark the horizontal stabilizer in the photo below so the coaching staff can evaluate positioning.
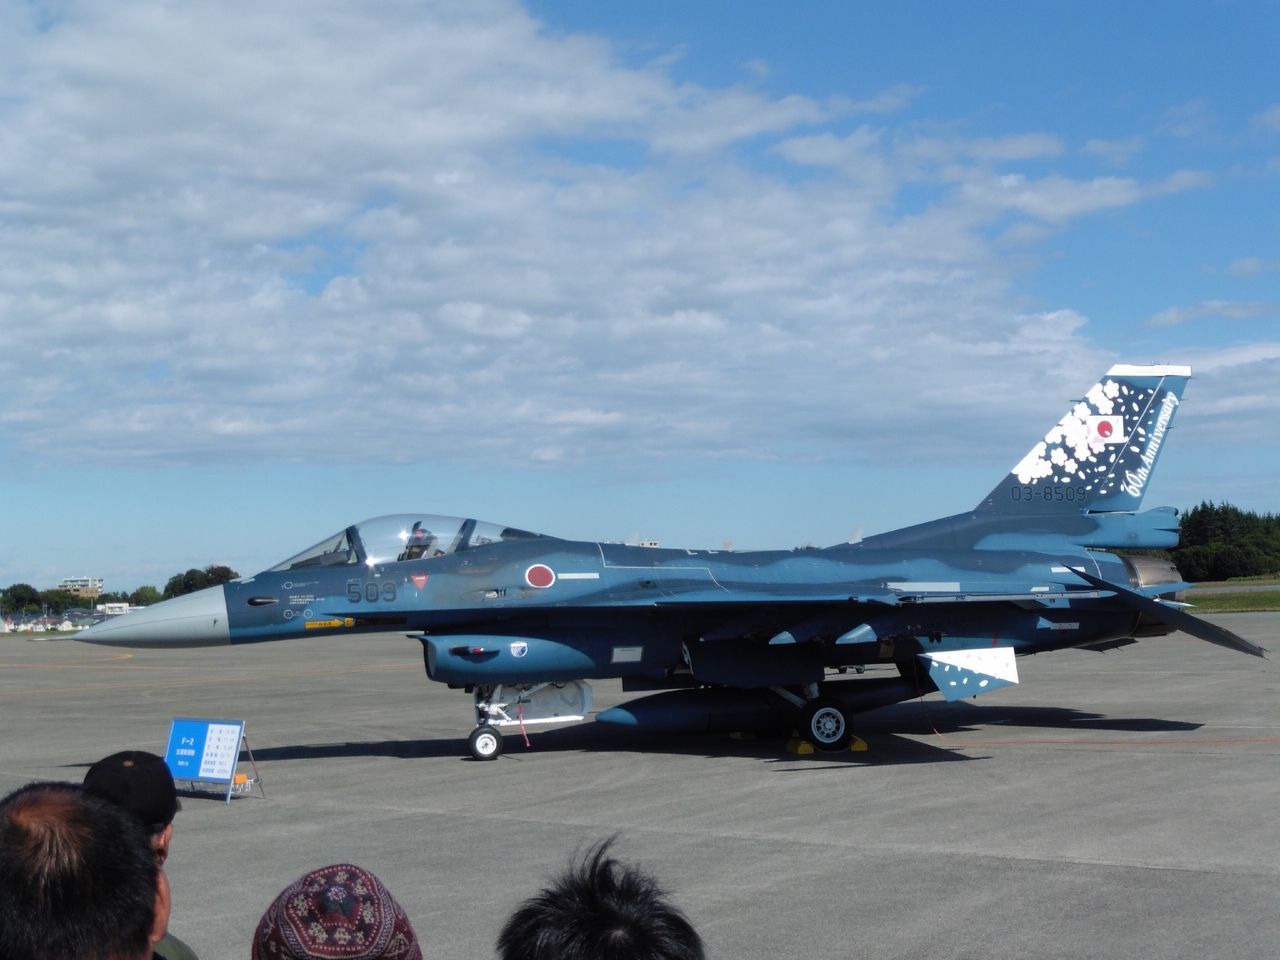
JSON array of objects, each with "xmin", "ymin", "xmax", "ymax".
[
  {"xmin": 919, "ymin": 647, "xmax": 1019, "ymax": 702},
  {"xmin": 1071, "ymin": 570, "xmax": 1267, "ymax": 658}
]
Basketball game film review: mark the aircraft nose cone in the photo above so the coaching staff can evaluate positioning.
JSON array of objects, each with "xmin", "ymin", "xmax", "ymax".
[{"xmin": 79, "ymin": 586, "xmax": 231, "ymax": 648}]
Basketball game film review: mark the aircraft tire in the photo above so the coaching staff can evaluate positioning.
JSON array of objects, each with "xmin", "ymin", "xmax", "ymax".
[
  {"xmin": 801, "ymin": 698, "xmax": 852, "ymax": 752},
  {"xmin": 468, "ymin": 724, "xmax": 503, "ymax": 761}
]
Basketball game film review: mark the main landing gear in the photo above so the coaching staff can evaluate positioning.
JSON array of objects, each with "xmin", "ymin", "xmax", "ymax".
[
  {"xmin": 772, "ymin": 685, "xmax": 854, "ymax": 753},
  {"xmin": 800, "ymin": 697, "xmax": 853, "ymax": 752}
]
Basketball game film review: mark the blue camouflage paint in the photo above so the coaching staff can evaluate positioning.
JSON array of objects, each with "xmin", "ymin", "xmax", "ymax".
[{"xmin": 80, "ymin": 364, "xmax": 1265, "ymax": 753}]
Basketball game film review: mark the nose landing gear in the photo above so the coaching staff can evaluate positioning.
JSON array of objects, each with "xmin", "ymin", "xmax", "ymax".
[
  {"xmin": 467, "ymin": 724, "xmax": 503, "ymax": 761},
  {"xmin": 465, "ymin": 681, "xmax": 593, "ymax": 760}
]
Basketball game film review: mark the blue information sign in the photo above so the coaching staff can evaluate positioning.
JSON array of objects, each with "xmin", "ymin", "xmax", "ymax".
[{"xmin": 165, "ymin": 718, "xmax": 245, "ymax": 785}]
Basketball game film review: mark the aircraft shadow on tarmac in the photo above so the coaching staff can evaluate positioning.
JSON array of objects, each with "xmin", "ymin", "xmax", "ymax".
[
  {"xmin": 242, "ymin": 702, "xmax": 1202, "ymax": 768},
  {"xmin": 242, "ymin": 727, "xmax": 960, "ymax": 768},
  {"xmin": 858, "ymin": 700, "xmax": 1204, "ymax": 736}
]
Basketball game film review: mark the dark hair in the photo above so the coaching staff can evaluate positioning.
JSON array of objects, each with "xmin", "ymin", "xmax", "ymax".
[
  {"xmin": 496, "ymin": 839, "xmax": 704, "ymax": 960},
  {"xmin": 0, "ymin": 781, "xmax": 159, "ymax": 960}
]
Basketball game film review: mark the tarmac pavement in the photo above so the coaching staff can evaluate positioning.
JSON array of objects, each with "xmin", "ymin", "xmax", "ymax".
[{"xmin": 1, "ymin": 614, "xmax": 1277, "ymax": 959}]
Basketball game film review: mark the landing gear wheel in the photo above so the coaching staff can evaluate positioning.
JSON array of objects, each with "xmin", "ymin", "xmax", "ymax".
[
  {"xmin": 468, "ymin": 724, "xmax": 503, "ymax": 761},
  {"xmin": 801, "ymin": 698, "xmax": 851, "ymax": 752}
]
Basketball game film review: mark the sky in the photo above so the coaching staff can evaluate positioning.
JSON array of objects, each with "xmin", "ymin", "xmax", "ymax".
[{"xmin": 1, "ymin": 0, "xmax": 1277, "ymax": 593}]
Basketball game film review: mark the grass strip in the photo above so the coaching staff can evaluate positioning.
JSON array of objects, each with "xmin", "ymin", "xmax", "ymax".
[{"xmin": 1184, "ymin": 590, "xmax": 1280, "ymax": 613}]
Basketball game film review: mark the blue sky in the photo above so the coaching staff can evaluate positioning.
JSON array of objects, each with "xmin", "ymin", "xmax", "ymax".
[{"xmin": 1, "ymin": 0, "xmax": 1277, "ymax": 592}]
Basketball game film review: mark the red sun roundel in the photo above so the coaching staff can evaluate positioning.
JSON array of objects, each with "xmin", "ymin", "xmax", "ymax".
[
  {"xmin": 525, "ymin": 564, "xmax": 556, "ymax": 589},
  {"xmin": 1096, "ymin": 420, "xmax": 1113, "ymax": 439}
]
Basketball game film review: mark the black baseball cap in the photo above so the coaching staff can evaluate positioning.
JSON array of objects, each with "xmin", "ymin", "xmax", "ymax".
[{"xmin": 83, "ymin": 750, "xmax": 180, "ymax": 832}]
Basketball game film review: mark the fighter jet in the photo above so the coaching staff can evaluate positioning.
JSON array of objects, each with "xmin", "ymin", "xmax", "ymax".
[{"xmin": 81, "ymin": 364, "xmax": 1263, "ymax": 759}]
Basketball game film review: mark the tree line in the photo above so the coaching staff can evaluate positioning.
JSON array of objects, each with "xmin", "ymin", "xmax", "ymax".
[
  {"xmin": 1, "ymin": 565, "xmax": 240, "ymax": 618},
  {"xmin": 1169, "ymin": 501, "xmax": 1280, "ymax": 582}
]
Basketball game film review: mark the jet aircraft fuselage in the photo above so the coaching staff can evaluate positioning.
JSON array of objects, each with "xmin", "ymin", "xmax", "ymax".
[{"xmin": 80, "ymin": 364, "xmax": 1264, "ymax": 759}]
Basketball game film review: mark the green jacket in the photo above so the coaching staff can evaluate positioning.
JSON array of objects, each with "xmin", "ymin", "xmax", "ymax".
[{"xmin": 155, "ymin": 931, "xmax": 199, "ymax": 960}]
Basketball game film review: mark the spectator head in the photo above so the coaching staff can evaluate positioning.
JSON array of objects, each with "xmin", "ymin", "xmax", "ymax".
[
  {"xmin": 0, "ymin": 781, "xmax": 170, "ymax": 960},
  {"xmin": 83, "ymin": 749, "xmax": 180, "ymax": 861},
  {"xmin": 497, "ymin": 839, "xmax": 704, "ymax": 960},
  {"xmin": 252, "ymin": 863, "xmax": 423, "ymax": 960}
]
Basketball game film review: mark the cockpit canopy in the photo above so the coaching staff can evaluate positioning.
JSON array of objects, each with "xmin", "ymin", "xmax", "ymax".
[{"xmin": 269, "ymin": 514, "xmax": 544, "ymax": 571}]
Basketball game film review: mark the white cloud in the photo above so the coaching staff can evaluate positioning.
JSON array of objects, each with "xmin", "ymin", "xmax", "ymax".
[
  {"xmin": 843, "ymin": 83, "xmax": 926, "ymax": 115},
  {"xmin": 1191, "ymin": 342, "xmax": 1280, "ymax": 372},
  {"xmin": 1230, "ymin": 257, "xmax": 1280, "ymax": 277},
  {"xmin": 1161, "ymin": 98, "xmax": 1216, "ymax": 139},
  {"xmin": 0, "ymin": 1, "xmax": 1262, "ymax": 478},
  {"xmin": 1252, "ymin": 104, "xmax": 1280, "ymax": 132},
  {"xmin": 1175, "ymin": 344, "xmax": 1280, "ymax": 448},
  {"xmin": 1145, "ymin": 300, "xmax": 1274, "ymax": 327},
  {"xmin": 1082, "ymin": 137, "xmax": 1146, "ymax": 165},
  {"xmin": 778, "ymin": 130, "xmax": 1199, "ymax": 230},
  {"xmin": 648, "ymin": 88, "xmax": 834, "ymax": 153},
  {"xmin": 956, "ymin": 170, "xmax": 1209, "ymax": 224},
  {"xmin": 776, "ymin": 126, "xmax": 885, "ymax": 168},
  {"xmin": 964, "ymin": 134, "xmax": 1063, "ymax": 162}
]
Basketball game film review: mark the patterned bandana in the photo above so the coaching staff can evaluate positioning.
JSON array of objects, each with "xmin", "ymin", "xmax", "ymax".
[{"xmin": 252, "ymin": 864, "xmax": 423, "ymax": 960}]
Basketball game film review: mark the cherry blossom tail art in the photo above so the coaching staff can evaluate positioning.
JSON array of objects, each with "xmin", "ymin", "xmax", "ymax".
[{"xmin": 978, "ymin": 364, "xmax": 1190, "ymax": 518}]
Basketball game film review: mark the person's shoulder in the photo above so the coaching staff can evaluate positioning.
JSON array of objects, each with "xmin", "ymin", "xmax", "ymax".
[{"xmin": 155, "ymin": 930, "xmax": 200, "ymax": 960}]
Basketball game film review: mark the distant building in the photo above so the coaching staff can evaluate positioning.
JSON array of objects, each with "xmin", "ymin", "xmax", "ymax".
[
  {"xmin": 59, "ymin": 576, "xmax": 104, "ymax": 598},
  {"xmin": 95, "ymin": 602, "xmax": 131, "ymax": 616}
]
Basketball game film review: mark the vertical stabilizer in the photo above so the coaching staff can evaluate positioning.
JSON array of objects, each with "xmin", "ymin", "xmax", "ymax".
[{"xmin": 975, "ymin": 364, "xmax": 1191, "ymax": 515}]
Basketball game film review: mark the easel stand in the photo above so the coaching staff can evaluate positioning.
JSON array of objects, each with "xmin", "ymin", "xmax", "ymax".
[{"xmin": 165, "ymin": 717, "xmax": 268, "ymax": 804}]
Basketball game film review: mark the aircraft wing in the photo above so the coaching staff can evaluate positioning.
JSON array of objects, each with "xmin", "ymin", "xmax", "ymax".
[
  {"xmin": 653, "ymin": 586, "xmax": 902, "ymax": 607},
  {"xmin": 652, "ymin": 586, "xmax": 1110, "ymax": 609},
  {"xmin": 1071, "ymin": 569, "xmax": 1267, "ymax": 658},
  {"xmin": 650, "ymin": 582, "xmax": 1114, "ymax": 649}
]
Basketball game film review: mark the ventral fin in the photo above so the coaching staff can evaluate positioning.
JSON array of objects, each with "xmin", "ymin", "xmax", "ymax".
[{"xmin": 919, "ymin": 647, "xmax": 1019, "ymax": 702}]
